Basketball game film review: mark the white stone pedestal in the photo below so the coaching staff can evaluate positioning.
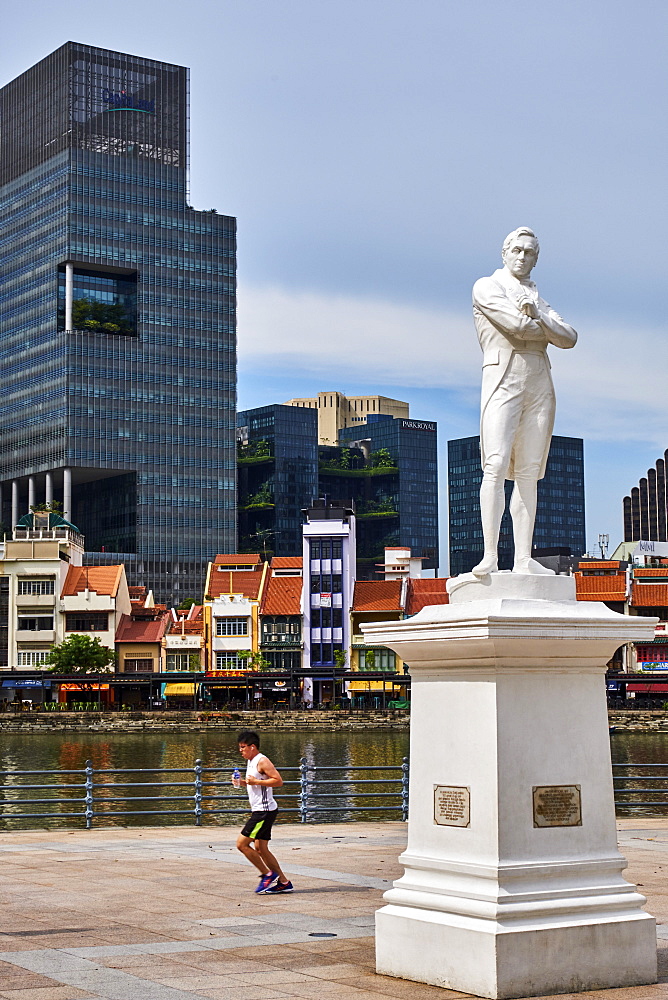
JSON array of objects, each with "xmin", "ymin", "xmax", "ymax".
[{"xmin": 362, "ymin": 575, "xmax": 658, "ymax": 999}]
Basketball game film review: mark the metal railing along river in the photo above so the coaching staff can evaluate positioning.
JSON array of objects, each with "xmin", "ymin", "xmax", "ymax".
[
  {"xmin": 0, "ymin": 757, "xmax": 410, "ymax": 829},
  {"xmin": 614, "ymin": 762, "xmax": 668, "ymax": 810}
]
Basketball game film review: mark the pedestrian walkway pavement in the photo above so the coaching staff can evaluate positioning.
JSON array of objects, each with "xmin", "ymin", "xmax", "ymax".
[{"xmin": 0, "ymin": 819, "xmax": 667, "ymax": 999}]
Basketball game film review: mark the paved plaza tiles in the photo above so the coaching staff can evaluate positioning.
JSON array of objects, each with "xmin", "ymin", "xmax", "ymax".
[{"xmin": 0, "ymin": 819, "xmax": 667, "ymax": 999}]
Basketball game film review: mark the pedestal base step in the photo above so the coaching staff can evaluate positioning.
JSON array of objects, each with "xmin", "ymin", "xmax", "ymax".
[{"xmin": 376, "ymin": 906, "xmax": 657, "ymax": 999}]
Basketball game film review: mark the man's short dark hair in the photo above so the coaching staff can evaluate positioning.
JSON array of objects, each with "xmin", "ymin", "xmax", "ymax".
[{"xmin": 238, "ymin": 730, "xmax": 260, "ymax": 748}]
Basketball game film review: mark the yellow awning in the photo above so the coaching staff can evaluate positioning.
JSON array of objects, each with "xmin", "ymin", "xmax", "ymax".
[
  {"xmin": 347, "ymin": 679, "xmax": 400, "ymax": 692},
  {"xmin": 164, "ymin": 683, "xmax": 197, "ymax": 696}
]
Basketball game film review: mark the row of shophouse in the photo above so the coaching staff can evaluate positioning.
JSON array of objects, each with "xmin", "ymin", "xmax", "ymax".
[
  {"xmin": 0, "ymin": 504, "xmax": 448, "ymax": 709},
  {"xmin": 574, "ymin": 541, "xmax": 668, "ymax": 699},
  {"xmin": 2, "ymin": 507, "xmax": 667, "ymax": 709}
]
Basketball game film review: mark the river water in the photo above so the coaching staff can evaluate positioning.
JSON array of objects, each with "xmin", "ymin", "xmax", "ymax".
[{"xmin": 0, "ymin": 729, "xmax": 664, "ymax": 828}]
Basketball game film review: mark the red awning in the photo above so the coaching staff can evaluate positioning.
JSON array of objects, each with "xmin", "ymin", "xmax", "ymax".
[{"xmin": 627, "ymin": 684, "xmax": 668, "ymax": 693}]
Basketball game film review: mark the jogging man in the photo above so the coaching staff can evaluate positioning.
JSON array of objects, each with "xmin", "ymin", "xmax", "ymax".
[{"xmin": 234, "ymin": 730, "xmax": 294, "ymax": 893}]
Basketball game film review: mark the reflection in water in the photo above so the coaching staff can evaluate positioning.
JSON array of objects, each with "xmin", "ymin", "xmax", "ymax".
[
  {"xmin": 611, "ymin": 732, "xmax": 668, "ymax": 816},
  {"xmin": 11, "ymin": 729, "xmax": 665, "ymax": 827},
  {"xmin": 0, "ymin": 730, "xmax": 410, "ymax": 829}
]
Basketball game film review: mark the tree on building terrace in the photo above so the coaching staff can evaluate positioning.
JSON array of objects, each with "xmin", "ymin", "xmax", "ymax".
[
  {"xmin": 46, "ymin": 635, "xmax": 115, "ymax": 675},
  {"xmin": 72, "ymin": 298, "xmax": 135, "ymax": 336}
]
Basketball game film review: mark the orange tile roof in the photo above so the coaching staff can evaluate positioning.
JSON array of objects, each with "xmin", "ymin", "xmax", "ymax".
[
  {"xmin": 208, "ymin": 569, "xmax": 264, "ymax": 600},
  {"xmin": 213, "ymin": 553, "xmax": 263, "ymax": 568},
  {"xmin": 353, "ymin": 580, "xmax": 403, "ymax": 612},
  {"xmin": 578, "ymin": 561, "xmax": 623, "ymax": 571},
  {"xmin": 634, "ymin": 568, "xmax": 668, "ymax": 577},
  {"xmin": 61, "ymin": 565, "xmax": 123, "ymax": 598},
  {"xmin": 270, "ymin": 556, "xmax": 303, "ymax": 569},
  {"xmin": 261, "ymin": 576, "xmax": 303, "ymax": 615},
  {"xmin": 632, "ymin": 583, "xmax": 668, "ymax": 607},
  {"xmin": 574, "ymin": 573, "xmax": 627, "ymax": 602},
  {"xmin": 116, "ymin": 613, "xmax": 169, "ymax": 643},
  {"xmin": 168, "ymin": 619, "xmax": 204, "ymax": 636},
  {"xmin": 406, "ymin": 578, "xmax": 449, "ymax": 615}
]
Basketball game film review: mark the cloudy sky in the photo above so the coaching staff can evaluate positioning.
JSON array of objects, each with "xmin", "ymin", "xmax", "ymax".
[{"xmin": 4, "ymin": 1, "xmax": 666, "ymax": 569}]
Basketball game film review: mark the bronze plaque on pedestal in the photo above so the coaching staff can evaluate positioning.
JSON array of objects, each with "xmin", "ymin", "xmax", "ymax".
[
  {"xmin": 434, "ymin": 785, "xmax": 470, "ymax": 827},
  {"xmin": 533, "ymin": 785, "xmax": 582, "ymax": 828}
]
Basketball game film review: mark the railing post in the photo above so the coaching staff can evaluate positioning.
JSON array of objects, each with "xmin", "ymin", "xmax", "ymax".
[
  {"xmin": 84, "ymin": 759, "xmax": 94, "ymax": 830},
  {"xmin": 194, "ymin": 758, "xmax": 203, "ymax": 826},
  {"xmin": 401, "ymin": 756, "xmax": 409, "ymax": 822},
  {"xmin": 299, "ymin": 757, "xmax": 309, "ymax": 823}
]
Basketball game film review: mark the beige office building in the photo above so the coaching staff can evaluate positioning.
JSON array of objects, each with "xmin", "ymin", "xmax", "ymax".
[{"xmin": 284, "ymin": 392, "xmax": 409, "ymax": 445}]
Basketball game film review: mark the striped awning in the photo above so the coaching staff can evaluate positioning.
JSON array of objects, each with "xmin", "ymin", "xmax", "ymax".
[{"xmin": 164, "ymin": 683, "xmax": 197, "ymax": 696}]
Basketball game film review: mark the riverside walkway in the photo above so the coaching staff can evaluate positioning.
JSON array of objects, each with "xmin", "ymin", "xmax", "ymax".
[{"xmin": 0, "ymin": 819, "xmax": 666, "ymax": 999}]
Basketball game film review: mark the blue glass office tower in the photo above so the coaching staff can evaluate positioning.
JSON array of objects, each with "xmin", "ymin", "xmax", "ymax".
[
  {"xmin": 338, "ymin": 416, "xmax": 439, "ymax": 574},
  {"xmin": 448, "ymin": 435, "xmax": 586, "ymax": 576},
  {"xmin": 236, "ymin": 405, "xmax": 318, "ymax": 556},
  {"xmin": 0, "ymin": 42, "xmax": 236, "ymax": 603}
]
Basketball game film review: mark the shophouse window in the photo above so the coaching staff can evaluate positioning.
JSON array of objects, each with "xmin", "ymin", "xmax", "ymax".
[
  {"xmin": 65, "ymin": 613, "xmax": 108, "ymax": 632},
  {"xmin": 361, "ymin": 648, "xmax": 396, "ymax": 671},
  {"xmin": 17, "ymin": 616, "xmax": 53, "ymax": 631},
  {"xmin": 124, "ymin": 659, "xmax": 153, "ymax": 673},
  {"xmin": 216, "ymin": 652, "xmax": 242, "ymax": 669},
  {"xmin": 215, "ymin": 617, "xmax": 248, "ymax": 636},
  {"xmin": 17, "ymin": 650, "xmax": 50, "ymax": 667},
  {"xmin": 166, "ymin": 653, "xmax": 197, "ymax": 671},
  {"xmin": 18, "ymin": 579, "xmax": 55, "ymax": 595}
]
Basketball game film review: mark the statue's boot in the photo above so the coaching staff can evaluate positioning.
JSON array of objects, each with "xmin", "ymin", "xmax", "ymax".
[
  {"xmin": 472, "ymin": 553, "xmax": 498, "ymax": 577},
  {"xmin": 513, "ymin": 556, "xmax": 555, "ymax": 575}
]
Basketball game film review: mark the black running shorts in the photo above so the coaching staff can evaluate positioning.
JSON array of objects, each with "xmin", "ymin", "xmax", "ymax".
[{"xmin": 241, "ymin": 809, "xmax": 278, "ymax": 841}]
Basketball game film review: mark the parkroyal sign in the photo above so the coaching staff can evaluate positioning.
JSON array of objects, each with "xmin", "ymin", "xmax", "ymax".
[
  {"xmin": 399, "ymin": 419, "xmax": 436, "ymax": 432},
  {"xmin": 102, "ymin": 88, "xmax": 155, "ymax": 113},
  {"xmin": 634, "ymin": 540, "xmax": 668, "ymax": 560}
]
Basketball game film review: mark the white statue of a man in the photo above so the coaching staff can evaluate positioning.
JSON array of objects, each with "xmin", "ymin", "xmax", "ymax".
[{"xmin": 471, "ymin": 227, "xmax": 577, "ymax": 578}]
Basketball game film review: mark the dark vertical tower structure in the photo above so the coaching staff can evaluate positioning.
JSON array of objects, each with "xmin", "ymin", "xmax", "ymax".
[
  {"xmin": 623, "ymin": 451, "xmax": 668, "ymax": 542},
  {"xmin": 0, "ymin": 42, "xmax": 236, "ymax": 603},
  {"xmin": 448, "ymin": 435, "xmax": 586, "ymax": 576}
]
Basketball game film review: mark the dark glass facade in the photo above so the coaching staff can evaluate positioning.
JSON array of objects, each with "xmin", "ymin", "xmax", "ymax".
[
  {"xmin": 236, "ymin": 405, "xmax": 318, "ymax": 556},
  {"xmin": 0, "ymin": 42, "xmax": 236, "ymax": 603},
  {"xmin": 337, "ymin": 416, "xmax": 439, "ymax": 575},
  {"xmin": 448, "ymin": 435, "xmax": 586, "ymax": 576}
]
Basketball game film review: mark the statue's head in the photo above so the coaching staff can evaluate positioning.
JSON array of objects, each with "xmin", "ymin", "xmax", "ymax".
[{"xmin": 502, "ymin": 227, "xmax": 539, "ymax": 279}]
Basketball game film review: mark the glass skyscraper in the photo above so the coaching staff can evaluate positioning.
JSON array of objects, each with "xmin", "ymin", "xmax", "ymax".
[
  {"xmin": 338, "ymin": 415, "xmax": 439, "ymax": 574},
  {"xmin": 236, "ymin": 405, "xmax": 319, "ymax": 556},
  {"xmin": 0, "ymin": 42, "xmax": 236, "ymax": 603},
  {"xmin": 448, "ymin": 435, "xmax": 586, "ymax": 576}
]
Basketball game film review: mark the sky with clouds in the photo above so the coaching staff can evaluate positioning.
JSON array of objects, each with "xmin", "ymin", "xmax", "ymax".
[{"xmin": 3, "ymin": 0, "xmax": 666, "ymax": 569}]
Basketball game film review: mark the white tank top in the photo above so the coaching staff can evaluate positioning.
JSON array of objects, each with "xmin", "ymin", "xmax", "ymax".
[{"xmin": 246, "ymin": 753, "xmax": 277, "ymax": 812}]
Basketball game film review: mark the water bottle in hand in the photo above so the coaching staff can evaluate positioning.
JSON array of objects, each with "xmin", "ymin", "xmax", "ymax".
[{"xmin": 232, "ymin": 768, "xmax": 241, "ymax": 788}]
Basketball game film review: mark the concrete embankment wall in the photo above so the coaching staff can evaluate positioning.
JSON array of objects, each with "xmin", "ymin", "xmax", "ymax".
[
  {"xmin": 0, "ymin": 710, "xmax": 666, "ymax": 734},
  {"xmin": 609, "ymin": 712, "xmax": 668, "ymax": 732},
  {"xmin": 0, "ymin": 710, "xmax": 410, "ymax": 732}
]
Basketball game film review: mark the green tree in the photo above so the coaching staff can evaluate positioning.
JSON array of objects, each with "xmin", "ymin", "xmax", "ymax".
[
  {"xmin": 72, "ymin": 298, "xmax": 134, "ymax": 336},
  {"xmin": 30, "ymin": 500, "xmax": 64, "ymax": 514},
  {"xmin": 246, "ymin": 482, "xmax": 273, "ymax": 507},
  {"xmin": 371, "ymin": 448, "xmax": 395, "ymax": 468},
  {"xmin": 177, "ymin": 598, "xmax": 196, "ymax": 610},
  {"xmin": 46, "ymin": 635, "xmax": 115, "ymax": 674},
  {"xmin": 237, "ymin": 650, "xmax": 270, "ymax": 670},
  {"xmin": 365, "ymin": 650, "xmax": 376, "ymax": 671},
  {"xmin": 334, "ymin": 649, "xmax": 348, "ymax": 669}
]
